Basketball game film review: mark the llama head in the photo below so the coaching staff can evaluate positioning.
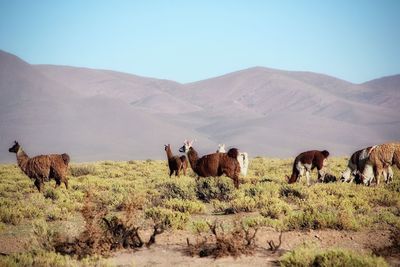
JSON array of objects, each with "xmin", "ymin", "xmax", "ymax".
[
  {"xmin": 164, "ymin": 144, "xmax": 171, "ymax": 151},
  {"xmin": 321, "ymin": 150, "xmax": 330, "ymax": 158},
  {"xmin": 217, "ymin": 144, "xmax": 226, "ymax": 153},
  {"xmin": 8, "ymin": 141, "xmax": 20, "ymax": 153},
  {"xmin": 179, "ymin": 139, "xmax": 194, "ymax": 153}
]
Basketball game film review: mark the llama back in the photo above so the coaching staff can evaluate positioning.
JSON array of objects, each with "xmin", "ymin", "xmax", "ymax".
[
  {"xmin": 24, "ymin": 155, "xmax": 52, "ymax": 181},
  {"xmin": 49, "ymin": 154, "xmax": 70, "ymax": 174},
  {"xmin": 369, "ymin": 143, "xmax": 399, "ymax": 164}
]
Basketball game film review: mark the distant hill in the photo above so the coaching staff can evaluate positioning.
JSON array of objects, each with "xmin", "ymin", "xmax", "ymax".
[{"xmin": 1, "ymin": 50, "xmax": 399, "ymax": 162}]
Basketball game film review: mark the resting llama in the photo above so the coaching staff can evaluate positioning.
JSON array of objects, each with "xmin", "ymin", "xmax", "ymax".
[
  {"xmin": 179, "ymin": 140, "xmax": 241, "ymax": 188},
  {"xmin": 164, "ymin": 144, "xmax": 187, "ymax": 177},
  {"xmin": 362, "ymin": 143, "xmax": 400, "ymax": 185},
  {"xmin": 287, "ymin": 150, "xmax": 330, "ymax": 186},
  {"xmin": 341, "ymin": 146, "xmax": 393, "ymax": 184},
  {"xmin": 8, "ymin": 141, "xmax": 70, "ymax": 192},
  {"xmin": 217, "ymin": 144, "xmax": 249, "ymax": 176}
]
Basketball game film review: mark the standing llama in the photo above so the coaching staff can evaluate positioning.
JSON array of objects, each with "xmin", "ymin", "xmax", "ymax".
[
  {"xmin": 179, "ymin": 140, "xmax": 241, "ymax": 188},
  {"xmin": 217, "ymin": 144, "xmax": 249, "ymax": 176},
  {"xmin": 341, "ymin": 146, "xmax": 393, "ymax": 184},
  {"xmin": 287, "ymin": 150, "xmax": 330, "ymax": 186},
  {"xmin": 8, "ymin": 141, "xmax": 70, "ymax": 192},
  {"xmin": 362, "ymin": 143, "xmax": 400, "ymax": 185},
  {"xmin": 164, "ymin": 144, "xmax": 187, "ymax": 177}
]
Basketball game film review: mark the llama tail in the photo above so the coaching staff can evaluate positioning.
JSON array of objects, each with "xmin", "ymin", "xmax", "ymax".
[
  {"xmin": 227, "ymin": 148, "xmax": 239, "ymax": 159},
  {"xmin": 61, "ymin": 153, "xmax": 70, "ymax": 165}
]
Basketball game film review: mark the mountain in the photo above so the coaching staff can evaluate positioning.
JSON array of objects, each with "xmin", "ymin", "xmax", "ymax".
[
  {"xmin": 0, "ymin": 50, "xmax": 211, "ymax": 162},
  {"xmin": 0, "ymin": 50, "xmax": 399, "ymax": 162}
]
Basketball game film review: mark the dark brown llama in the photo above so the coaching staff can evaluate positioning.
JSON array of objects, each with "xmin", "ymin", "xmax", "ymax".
[
  {"xmin": 164, "ymin": 144, "xmax": 187, "ymax": 177},
  {"xmin": 287, "ymin": 150, "xmax": 330, "ymax": 185},
  {"xmin": 179, "ymin": 140, "xmax": 241, "ymax": 188},
  {"xmin": 8, "ymin": 141, "xmax": 70, "ymax": 192}
]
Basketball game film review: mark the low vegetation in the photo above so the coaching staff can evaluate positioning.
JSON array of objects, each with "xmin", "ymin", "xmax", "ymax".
[
  {"xmin": 280, "ymin": 244, "xmax": 388, "ymax": 267},
  {"xmin": 0, "ymin": 157, "xmax": 398, "ymax": 265}
]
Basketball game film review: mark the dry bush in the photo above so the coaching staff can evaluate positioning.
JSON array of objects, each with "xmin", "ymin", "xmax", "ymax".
[
  {"xmin": 54, "ymin": 190, "xmax": 164, "ymax": 258},
  {"xmin": 187, "ymin": 221, "xmax": 258, "ymax": 258}
]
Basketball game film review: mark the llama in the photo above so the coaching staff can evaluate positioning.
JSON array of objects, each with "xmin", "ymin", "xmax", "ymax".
[
  {"xmin": 287, "ymin": 150, "xmax": 330, "ymax": 186},
  {"xmin": 362, "ymin": 143, "xmax": 400, "ymax": 185},
  {"xmin": 8, "ymin": 141, "xmax": 70, "ymax": 192},
  {"xmin": 341, "ymin": 146, "xmax": 393, "ymax": 184},
  {"xmin": 217, "ymin": 144, "xmax": 249, "ymax": 177},
  {"xmin": 164, "ymin": 144, "xmax": 187, "ymax": 177},
  {"xmin": 179, "ymin": 140, "xmax": 241, "ymax": 188}
]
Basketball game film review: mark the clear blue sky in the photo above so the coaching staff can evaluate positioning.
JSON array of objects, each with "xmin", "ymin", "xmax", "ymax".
[{"xmin": 0, "ymin": 0, "xmax": 399, "ymax": 83}]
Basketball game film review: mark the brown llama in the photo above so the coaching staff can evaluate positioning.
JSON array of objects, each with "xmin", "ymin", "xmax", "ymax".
[
  {"xmin": 362, "ymin": 143, "xmax": 400, "ymax": 185},
  {"xmin": 164, "ymin": 144, "xmax": 187, "ymax": 177},
  {"xmin": 179, "ymin": 140, "xmax": 241, "ymax": 188},
  {"xmin": 8, "ymin": 141, "xmax": 70, "ymax": 192},
  {"xmin": 341, "ymin": 146, "xmax": 393, "ymax": 185},
  {"xmin": 287, "ymin": 150, "xmax": 330, "ymax": 186}
]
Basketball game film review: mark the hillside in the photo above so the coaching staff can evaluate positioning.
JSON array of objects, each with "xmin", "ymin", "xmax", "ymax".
[{"xmin": 0, "ymin": 50, "xmax": 399, "ymax": 162}]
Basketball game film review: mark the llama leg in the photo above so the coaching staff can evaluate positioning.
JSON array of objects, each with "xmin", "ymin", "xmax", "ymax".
[
  {"xmin": 317, "ymin": 168, "xmax": 326, "ymax": 183},
  {"xmin": 63, "ymin": 178, "xmax": 69, "ymax": 189},
  {"xmin": 233, "ymin": 175, "xmax": 240, "ymax": 189},
  {"xmin": 183, "ymin": 166, "xmax": 186, "ymax": 176},
  {"xmin": 55, "ymin": 179, "xmax": 61, "ymax": 188},
  {"xmin": 374, "ymin": 163, "xmax": 383, "ymax": 185},
  {"xmin": 169, "ymin": 169, "xmax": 173, "ymax": 177},
  {"xmin": 305, "ymin": 171, "xmax": 311, "ymax": 186},
  {"xmin": 34, "ymin": 179, "xmax": 43, "ymax": 192}
]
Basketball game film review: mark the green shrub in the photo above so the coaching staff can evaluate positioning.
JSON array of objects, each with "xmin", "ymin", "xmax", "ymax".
[
  {"xmin": 261, "ymin": 199, "xmax": 292, "ymax": 219},
  {"xmin": 280, "ymin": 245, "xmax": 388, "ymax": 267},
  {"xmin": 196, "ymin": 176, "xmax": 235, "ymax": 202},
  {"xmin": 159, "ymin": 179, "xmax": 197, "ymax": 200},
  {"xmin": 0, "ymin": 250, "xmax": 105, "ymax": 267},
  {"xmin": 162, "ymin": 199, "xmax": 205, "ymax": 214},
  {"xmin": 145, "ymin": 207, "xmax": 189, "ymax": 230},
  {"xmin": 69, "ymin": 164, "xmax": 97, "ymax": 177}
]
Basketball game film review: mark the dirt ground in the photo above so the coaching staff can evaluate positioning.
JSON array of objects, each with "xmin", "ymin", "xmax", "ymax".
[
  {"xmin": 1, "ymin": 225, "xmax": 399, "ymax": 266},
  {"xmin": 100, "ymin": 228, "xmax": 400, "ymax": 266}
]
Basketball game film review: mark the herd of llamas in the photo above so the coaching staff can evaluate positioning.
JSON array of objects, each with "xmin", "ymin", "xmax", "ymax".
[{"xmin": 7, "ymin": 140, "xmax": 400, "ymax": 192}]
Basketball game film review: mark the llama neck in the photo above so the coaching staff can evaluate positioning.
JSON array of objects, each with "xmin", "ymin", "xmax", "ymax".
[
  {"xmin": 16, "ymin": 148, "xmax": 29, "ymax": 173},
  {"xmin": 187, "ymin": 147, "xmax": 199, "ymax": 170},
  {"xmin": 166, "ymin": 147, "xmax": 174, "ymax": 160}
]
